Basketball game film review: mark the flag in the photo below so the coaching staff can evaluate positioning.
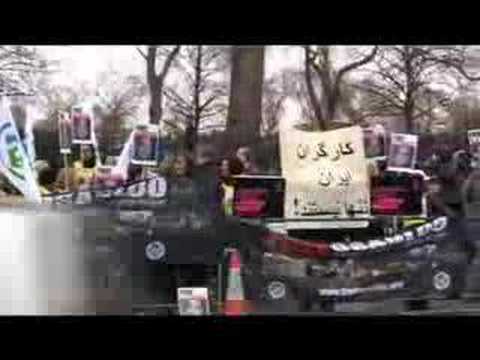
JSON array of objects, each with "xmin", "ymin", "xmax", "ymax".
[
  {"xmin": 112, "ymin": 131, "xmax": 134, "ymax": 180},
  {"xmin": 91, "ymin": 122, "xmax": 102, "ymax": 167},
  {"xmin": 22, "ymin": 103, "xmax": 36, "ymax": 167},
  {"xmin": 0, "ymin": 97, "xmax": 41, "ymax": 203}
]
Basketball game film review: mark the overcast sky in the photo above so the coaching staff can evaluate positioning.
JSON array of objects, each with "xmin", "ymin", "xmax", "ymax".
[
  {"xmin": 38, "ymin": 45, "xmax": 305, "ymax": 86},
  {"xmin": 35, "ymin": 46, "xmax": 389, "ymax": 129},
  {"xmin": 36, "ymin": 45, "xmax": 309, "ymax": 126}
]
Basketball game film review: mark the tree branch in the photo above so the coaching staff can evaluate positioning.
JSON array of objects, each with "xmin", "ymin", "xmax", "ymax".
[
  {"xmin": 336, "ymin": 46, "xmax": 379, "ymax": 83},
  {"xmin": 136, "ymin": 47, "xmax": 148, "ymax": 60},
  {"xmin": 159, "ymin": 45, "xmax": 181, "ymax": 82},
  {"xmin": 199, "ymin": 94, "xmax": 218, "ymax": 112},
  {"xmin": 164, "ymin": 88, "xmax": 192, "ymax": 113},
  {"xmin": 304, "ymin": 46, "xmax": 325, "ymax": 129}
]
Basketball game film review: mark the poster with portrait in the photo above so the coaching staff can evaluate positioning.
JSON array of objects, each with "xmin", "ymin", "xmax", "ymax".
[
  {"xmin": 387, "ymin": 133, "xmax": 418, "ymax": 172},
  {"xmin": 280, "ymin": 125, "xmax": 370, "ymax": 224},
  {"xmin": 71, "ymin": 106, "xmax": 93, "ymax": 144},
  {"xmin": 363, "ymin": 124, "xmax": 386, "ymax": 159},
  {"xmin": 177, "ymin": 287, "xmax": 210, "ymax": 316},
  {"xmin": 58, "ymin": 112, "xmax": 72, "ymax": 154},
  {"xmin": 131, "ymin": 125, "xmax": 159, "ymax": 166},
  {"xmin": 468, "ymin": 129, "xmax": 480, "ymax": 157}
]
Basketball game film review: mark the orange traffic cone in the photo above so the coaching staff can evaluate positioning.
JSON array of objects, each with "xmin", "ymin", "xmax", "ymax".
[{"xmin": 224, "ymin": 249, "xmax": 252, "ymax": 316}]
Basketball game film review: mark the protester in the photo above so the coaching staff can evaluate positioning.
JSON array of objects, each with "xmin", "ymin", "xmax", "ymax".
[
  {"xmin": 218, "ymin": 157, "xmax": 244, "ymax": 216},
  {"xmin": 463, "ymin": 154, "xmax": 480, "ymax": 217},
  {"xmin": 167, "ymin": 153, "xmax": 212, "ymax": 290},
  {"xmin": 167, "ymin": 154, "xmax": 196, "ymax": 208},
  {"xmin": 0, "ymin": 173, "xmax": 17, "ymax": 196},
  {"xmin": 72, "ymin": 145, "xmax": 97, "ymax": 190},
  {"xmin": 127, "ymin": 164, "xmax": 144, "ymax": 182},
  {"xmin": 92, "ymin": 166, "xmax": 125, "ymax": 189},
  {"xmin": 37, "ymin": 166, "xmax": 58, "ymax": 195},
  {"xmin": 429, "ymin": 150, "xmax": 476, "ymax": 267},
  {"xmin": 236, "ymin": 146, "xmax": 260, "ymax": 174},
  {"xmin": 192, "ymin": 144, "xmax": 222, "ymax": 215}
]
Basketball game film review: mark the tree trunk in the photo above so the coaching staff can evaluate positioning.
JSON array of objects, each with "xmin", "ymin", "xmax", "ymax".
[
  {"xmin": 144, "ymin": 46, "xmax": 180, "ymax": 126},
  {"xmin": 226, "ymin": 46, "xmax": 265, "ymax": 152},
  {"xmin": 404, "ymin": 99, "xmax": 415, "ymax": 134},
  {"xmin": 404, "ymin": 46, "xmax": 415, "ymax": 134},
  {"xmin": 304, "ymin": 47, "xmax": 326, "ymax": 131},
  {"xmin": 149, "ymin": 82, "xmax": 163, "ymax": 125},
  {"xmin": 191, "ymin": 45, "xmax": 202, "ymax": 153}
]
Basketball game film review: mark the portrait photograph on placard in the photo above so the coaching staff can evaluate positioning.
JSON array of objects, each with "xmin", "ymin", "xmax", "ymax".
[
  {"xmin": 387, "ymin": 133, "xmax": 418, "ymax": 171},
  {"xmin": 58, "ymin": 112, "xmax": 72, "ymax": 154},
  {"xmin": 177, "ymin": 288, "xmax": 210, "ymax": 316},
  {"xmin": 363, "ymin": 125, "xmax": 386, "ymax": 159},
  {"xmin": 468, "ymin": 129, "xmax": 480, "ymax": 156},
  {"xmin": 71, "ymin": 107, "xmax": 93, "ymax": 144},
  {"xmin": 131, "ymin": 125, "xmax": 159, "ymax": 166}
]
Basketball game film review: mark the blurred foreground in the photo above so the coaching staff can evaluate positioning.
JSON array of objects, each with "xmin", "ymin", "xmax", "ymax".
[{"xmin": 0, "ymin": 206, "xmax": 131, "ymax": 315}]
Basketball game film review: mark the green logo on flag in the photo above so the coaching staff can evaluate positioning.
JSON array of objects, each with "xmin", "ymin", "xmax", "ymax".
[
  {"xmin": 0, "ymin": 124, "xmax": 26, "ymax": 181},
  {"xmin": 7, "ymin": 145, "xmax": 25, "ymax": 181}
]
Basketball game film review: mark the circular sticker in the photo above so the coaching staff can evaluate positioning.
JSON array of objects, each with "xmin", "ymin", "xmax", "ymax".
[
  {"xmin": 433, "ymin": 270, "xmax": 451, "ymax": 291},
  {"xmin": 267, "ymin": 281, "xmax": 287, "ymax": 300},
  {"xmin": 145, "ymin": 241, "xmax": 166, "ymax": 261}
]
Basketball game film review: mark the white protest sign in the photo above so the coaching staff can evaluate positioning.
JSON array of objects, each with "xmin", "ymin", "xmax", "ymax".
[
  {"xmin": 468, "ymin": 129, "xmax": 480, "ymax": 156},
  {"xmin": 280, "ymin": 125, "xmax": 370, "ymax": 221},
  {"xmin": 131, "ymin": 125, "xmax": 160, "ymax": 166},
  {"xmin": 363, "ymin": 124, "xmax": 386, "ymax": 159},
  {"xmin": 387, "ymin": 133, "xmax": 418, "ymax": 172},
  {"xmin": 71, "ymin": 105, "xmax": 94, "ymax": 145},
  {"xmin": 177, "ymin": 287, "xmax": 211, "ymax": 316},
  {"xmin": 58, "ymin": 112, "xmax": 72, "ymax": 155}
]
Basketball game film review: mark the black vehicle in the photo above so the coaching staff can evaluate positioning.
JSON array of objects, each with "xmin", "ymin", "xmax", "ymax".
[
  {"xmin": 231, "ymin": 172, "xmax": 472, "ymax": 313},
  {"xmin": 113, "ymin": 205, "xmax": 265, "ymax": 313},
  {"xmin": 45, "ymin": 174, "xmax": 265, "ymax": 314}
]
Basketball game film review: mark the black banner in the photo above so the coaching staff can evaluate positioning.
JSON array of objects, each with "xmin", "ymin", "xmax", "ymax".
[{"xmin": 42, "ymin": 176, "xmax": 167, "ymax": 207}]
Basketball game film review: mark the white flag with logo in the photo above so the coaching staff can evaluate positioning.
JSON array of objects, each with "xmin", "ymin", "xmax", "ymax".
[
  {"xmin": 0, "ymin": 97, "xmax": 41, "ymax": 203},
  {"xmin": 112, "ymin": 131, "xmax": 134, "ymax": 180},
  {"xmin": 23, "ymin": 104, "xmax": 36, "ymax": 166}
]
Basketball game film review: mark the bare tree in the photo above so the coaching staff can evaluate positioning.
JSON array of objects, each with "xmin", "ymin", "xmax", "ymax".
[
  {"xmin": 36, "ymin": 82, "xmax": 91, "ymax": 132},
  {"xmin": 163, "ymin": 46, "xmax": 228, "ymax": 153},
  {"xmin": 137, "ymin": 46, "xmax": 181, "ymax": 125},
  {"xmin": 0, "ymin": 46, "xmax": 48, "ymax": 93},
  {"xmin": 32, "ymin": 82, "xmax": 90, "ymax": 167},
  {"xmin": 304, "ymin": 46, "xmax": 378, "ymax": 130},
  {"xmin": 226, "ymin": 46, "xmax": 265, "ymax": 151},
  {"xmin": 448, "ymin": 92, "xmax": 480, "ymax": 134},
  {"xmin": 94, "ymin": 72, "xmax": 146, "ymax": 156},
  {"xmin": 356, "ymin": 46, "xmax": 480, "ymax": 133},
  {"xmin": 261, "ymin": 72, "xmax": 293, "ymax": 136}
]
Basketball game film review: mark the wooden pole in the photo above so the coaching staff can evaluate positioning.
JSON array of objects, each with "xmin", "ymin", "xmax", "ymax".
[
  {"xmin": 63, "ymin": 153, "xmax": 70, "ymax": 192},
  {"xmin": 80, "ymin": 145, "xmax": 85, "ymax": 166}
]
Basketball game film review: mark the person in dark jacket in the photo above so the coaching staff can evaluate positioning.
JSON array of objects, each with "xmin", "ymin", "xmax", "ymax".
[
  {"xmin": 218, "ymin": 157, "xmax": 245, "ymax": 216},
  {"xmin": 166, "ymin": 152, "xmax": 218, "ymax": 291},
  {"xmin": 167, "ymin": 154, "xmax": 196, "ymax": 210},
  {"xmin": 191, "ymin": 145, "xmax": 222, "ymax": 216},
  {"xmin": 429, "ymin": 150, "xmax": 476, "ymax": 265}
]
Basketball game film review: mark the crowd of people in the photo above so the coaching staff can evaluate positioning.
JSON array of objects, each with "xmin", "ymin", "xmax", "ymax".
[{"xmin": 0, "ymin": 141, "xmax": 263, "ymax": 217}]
